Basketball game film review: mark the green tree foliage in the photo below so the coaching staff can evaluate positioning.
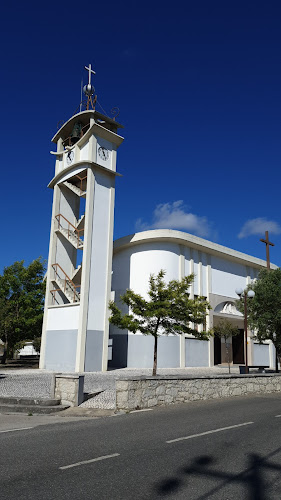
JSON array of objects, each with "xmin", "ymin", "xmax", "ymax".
[
  {"xmin": 109, "ymin": 270, "xmax": 211, "ymax": 375},
  {"xmin": 213, "ymin": 319, "xmax": 240, "ymax": 373},
  {"xmin": 0, "ymin": 259, "xmax": 45, "ymax": 363},
  {"xmin": 32, "ymin": 337, "xmax": 42, "ymax": 354},
  {"xmin": 241, "ymin": 268, "xmax": 281, "ymax": 359}
]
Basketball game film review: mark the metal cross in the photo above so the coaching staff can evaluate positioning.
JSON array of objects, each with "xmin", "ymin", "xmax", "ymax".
[
  {"xmin": 260, "ymin": 230, "xmax": 274, "ymax": 270},
  {"xmin": 84, "ymin": 64, "xmax": 96, "ymax": 86}
]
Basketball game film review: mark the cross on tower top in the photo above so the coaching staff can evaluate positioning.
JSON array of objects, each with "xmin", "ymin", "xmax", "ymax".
[
  {"xmin": 260, "ymin": 230, "xmax": 274, "ymax": 270},
  {"xmin": 84, "ymin": 64, "xmax": 96, "ymax": 86}
]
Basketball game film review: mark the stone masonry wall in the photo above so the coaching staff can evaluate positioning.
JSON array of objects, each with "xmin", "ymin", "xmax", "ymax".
[
  {"xmin": 55, "ymin": 375, "xmax": 84, "ymax": 407},
  {"xmin": 116, "ymin": 374, "xmax": 281, "ymax": 411}
]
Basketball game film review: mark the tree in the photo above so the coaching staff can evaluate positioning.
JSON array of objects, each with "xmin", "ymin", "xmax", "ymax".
[
  {"xmin": 213, "ymin": 319, "xmax": 240, "ymax": 374},
  {"xmin": 109, "ymin": 270, "xmax": 211, "ymax": 375},
  {"xmin": 240, "ymin": 268, "xmax": 281, "ymax": 370},
  {"xmin": 0, "ymin": 259, "xmax": 45, "ymax": 363}
]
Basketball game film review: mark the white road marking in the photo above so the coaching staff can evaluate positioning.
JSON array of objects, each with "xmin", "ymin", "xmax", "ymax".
[
  {"xmin": 275, "ymin": 415, "xmax": 281, "ymax": 418},
  {"xmin": 0, "ymin": 427, "xmax": 34, "ymax": 434},
  {"xmin": 130, "ymin": 409, "xmax": 153, "ymax": 413},
  {"xmin": 59, "ymin": 453, "xmax": 120, "ymax": 470},
  {"xmin": 166, "ymin": 421, "xmax": 254, "ymax": 444}
]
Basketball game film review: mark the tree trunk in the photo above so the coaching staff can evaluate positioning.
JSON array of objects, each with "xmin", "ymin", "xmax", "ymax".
[
  {"xmin": 1, "ymin": 340, "xmax": 8, "ymax": 365},
  {"xmin": 153, "ymin": 335, "xmax": 158, "ymax": 376},
  {"xmin": 226, "ymin": 343, "xmax": 230, "ymax": 374},
  {"xmin": 1, "ymin": 349, "xmax": 7, "ymax": 364}
]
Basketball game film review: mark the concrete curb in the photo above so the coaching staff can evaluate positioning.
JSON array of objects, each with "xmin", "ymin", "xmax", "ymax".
[{"xmin": 59, "ymin": 407, "xmax": 116, "ymax": 418}]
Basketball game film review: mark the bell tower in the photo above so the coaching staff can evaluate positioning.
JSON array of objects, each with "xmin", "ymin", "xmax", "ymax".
[{"xmin": 39, "ymin": 65, "xmax": 124, "ymax": 372}]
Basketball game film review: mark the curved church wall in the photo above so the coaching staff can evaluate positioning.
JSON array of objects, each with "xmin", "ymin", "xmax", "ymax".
[{"xmin": 110, "ymin": 232, "xmax": 270, "ymax": 370}]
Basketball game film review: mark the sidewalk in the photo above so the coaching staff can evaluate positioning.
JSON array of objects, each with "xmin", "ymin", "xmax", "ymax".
[{"xmin": 0, "ymin": 367, "xmax": 241, "ymax": 410}]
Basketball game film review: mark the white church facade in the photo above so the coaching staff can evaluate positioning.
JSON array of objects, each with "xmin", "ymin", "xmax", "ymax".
[
  {"xmin": 109, "ymin": 229, "xmax": 277, "ymax": 370},
  {"xmin": 39, "ymin": 66, "xmax": 276, "ymax": 373}
]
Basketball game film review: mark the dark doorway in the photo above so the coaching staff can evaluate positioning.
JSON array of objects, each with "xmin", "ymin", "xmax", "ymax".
[
  {"xmin": 232, "ymin": 329, "xmax": 244, "ymax": 364},
  {"xmin": 214, "ymin": 335, "xmax": 221, "ymax": 365}
]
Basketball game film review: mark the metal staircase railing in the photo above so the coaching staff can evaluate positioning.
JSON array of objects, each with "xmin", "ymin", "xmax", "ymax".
[
  {"xmin": 51, "ymin": 263, "xmax": 81, "ymax": 303},
  {"xmin": 62, "ymin": 173, "xmax": 87, "ymax": 197},
  {"xmin": 74, "ymin": 173, "xmax": 87, "ymax": 193},
  {"xmin": 55, "ymin": 214, "xmax": 84, "ymax": 248}
]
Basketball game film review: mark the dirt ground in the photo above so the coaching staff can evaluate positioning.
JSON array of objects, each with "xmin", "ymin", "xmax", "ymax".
[{"xmin": 0, "ymin": 357, "xmax": 39, "ymax": 370}]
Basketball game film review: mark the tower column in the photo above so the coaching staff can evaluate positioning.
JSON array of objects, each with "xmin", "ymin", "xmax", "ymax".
[
  {"xmin": 39, "ymin": 184, "xmax": 62, "ymax": 369},
  {"xmin": 75, "ymin": 167, "xmax": 95, "ymax": 371},
  {"xmin": 40, "ymin": 68, "xmax": 124, "ymax": 373}
]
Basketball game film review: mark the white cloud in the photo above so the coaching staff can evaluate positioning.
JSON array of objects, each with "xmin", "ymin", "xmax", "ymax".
[
  {"xmin": 135, "ymin": 201, "xmax": 212, "ymax": 238},
  {"xmin": 238, "ymin": 217, "xmax": 281, "ymax": 239}
]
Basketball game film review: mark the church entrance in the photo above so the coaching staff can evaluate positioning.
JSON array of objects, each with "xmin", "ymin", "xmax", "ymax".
[
  {"xmin": 232, "ymin": 329, "xmax": 244, "ymax": 364},
  {"xmin": 213, "ymin": 310, "xmax": 244, "ymax": 365},
  {"xmin": 214, "ymin": 335, "xmax": 221, "ymax": 365}
]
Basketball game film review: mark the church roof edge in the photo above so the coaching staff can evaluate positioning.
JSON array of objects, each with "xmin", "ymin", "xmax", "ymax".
[
  {"xmin": 52, "ymin": 110, "xmax": 123, "ymax": 143},
  {"xmin": 113, "ymin": 229, "xmax": 278, "ymax": 270}
]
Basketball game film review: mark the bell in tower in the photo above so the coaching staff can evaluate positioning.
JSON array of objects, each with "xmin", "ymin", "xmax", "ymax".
[{"xmin": 70, "ymin": 122, "xmax": 82, "ymax": 145}]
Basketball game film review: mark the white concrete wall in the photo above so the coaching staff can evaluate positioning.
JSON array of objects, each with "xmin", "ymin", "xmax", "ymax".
[
  {"xmin": 184, "ymin": 248, "xmax": 208, "ymax": 297},
  {"xmin": 46, "ymin": 304, "xmax": 80, "ymax": 330},
  {"xmin": 95, "ymin": 136, "xmax": 113, "ymax": 170},
  {"xmin": 129, "ymin": 242, "xmax": 180, "ymax": 300},
  {"xmin": 80, "ymin": 142, "xmax": 89, "ymax": 161},
  {"xmin": 87, "ymin": 171, "xmax": 113, "ymax": 331},
  {"xmin": 211, "ymin": 256, "xmax": 248, "ymax": 298},
  {"xmin": 201, "ymin": 252, "xmax": 208, "ymax": 297},
  {"xmin": 112, "ymin": 240, "xmax": 264, "ymax": 369},
  {"xmin": 112, "ymin": 247, "xmax": 132, "ymax": 308},
  {"xmin": 113, "ymin": 243, "xmax": 260, "ymax": 305}
]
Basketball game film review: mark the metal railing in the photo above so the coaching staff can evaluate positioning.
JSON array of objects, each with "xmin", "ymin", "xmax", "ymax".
[
  {"xmin": 55, "ymin": 214, "xmax": 84, "ymax": 248},
  {"xmin": 62, "ymin": 123, "xmax": 90, "ymax": 147},
  {"xmin": 50, "ymin": 288, "xmax": 61, "ymax": 306},
  {"xmin": 74, "ymin": 173, "xmax": 87, "ymax": 193},
  {"xmin": 51, "ymin": 263, "xmax": 81, "ymax": 303}
]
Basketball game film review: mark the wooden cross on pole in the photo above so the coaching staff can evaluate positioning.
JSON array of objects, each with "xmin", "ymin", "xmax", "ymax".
[{"xmin": 260, "ymin": 231, "xmax": 274, "ymax": 270}]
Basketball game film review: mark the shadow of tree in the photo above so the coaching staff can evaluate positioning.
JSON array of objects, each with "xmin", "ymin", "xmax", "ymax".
[{"xmin": 154, "ymin": 445, "xmax": 281, "ymax": 499}]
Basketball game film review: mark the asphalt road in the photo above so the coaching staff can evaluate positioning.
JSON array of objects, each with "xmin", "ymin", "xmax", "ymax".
[{"xmin": 1, "ymin": 394, "xmax": 281, "ymax": 499}]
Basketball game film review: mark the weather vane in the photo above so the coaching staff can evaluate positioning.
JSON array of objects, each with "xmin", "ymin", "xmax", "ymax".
[{"xmin": 83, "ymin": 64, "xmax": 97, "ymax": 110}]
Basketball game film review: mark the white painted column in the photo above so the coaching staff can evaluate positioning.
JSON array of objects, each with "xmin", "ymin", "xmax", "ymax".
[
  {"xmin": 75, "ymin": 167, "xmax": 95, "ymax": 372},
  {"xmin": 246, "ymin": 266, "xmax": 253, "ymax": 365},
  {"xmin": 207, "ymin": 255, "xmax": 214, "ymax": 367},
  {"xmin": 179, "ymin": 245, "xmax": 185, "ymax": 368},
  {"xmin": 101, "ymin": 182, "xmax": 116, "ymax": 372},
  {"xmin": 189, "ymin": 248, "xmax": 194, "ymax": 299},
  {"xmin": 269, "ymin": 341, "xmax": 275, "ymax": 369}
]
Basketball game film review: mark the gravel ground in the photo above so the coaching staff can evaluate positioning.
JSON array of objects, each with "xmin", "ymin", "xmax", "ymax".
[
  {"xmin": 0, "ymin": 371, "xmax": 54, "ymax": 399},
  {"xmin": 0, "ymin": 367, "xmax": 241, "ymax": 410}
]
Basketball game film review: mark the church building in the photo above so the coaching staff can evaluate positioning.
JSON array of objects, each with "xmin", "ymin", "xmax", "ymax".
[
  {"xmin": 39, "ymin": 65, "xmax": 276, "ymax": 373},
  {"xmin": 110, "ymin": 229, "xmax": 276, "ymax": 370}
]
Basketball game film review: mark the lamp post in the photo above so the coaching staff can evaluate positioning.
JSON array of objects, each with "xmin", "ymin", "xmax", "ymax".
[{"xmin": 235, "ymin": 288, "xmax": 255, "ymax": 374}]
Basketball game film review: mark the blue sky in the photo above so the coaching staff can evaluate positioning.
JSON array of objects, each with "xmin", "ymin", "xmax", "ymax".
[{"xmin": 1, "ymin": 0, "xmax": 281, "ymax": 270}]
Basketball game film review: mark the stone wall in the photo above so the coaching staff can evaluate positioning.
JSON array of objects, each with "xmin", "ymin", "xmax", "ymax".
[
  {"xmin": 55, "ymin": 375, "xmax": 84, "ymax": 407},
  {"xmin": 116, "ymin": 374, "xmax": 281, "ymax": 411}
]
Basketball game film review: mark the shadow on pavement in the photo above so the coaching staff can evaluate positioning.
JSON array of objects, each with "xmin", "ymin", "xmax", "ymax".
[{"xmin": 153, "ymin": 445, "xmax": 281, "ymax": 499}]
